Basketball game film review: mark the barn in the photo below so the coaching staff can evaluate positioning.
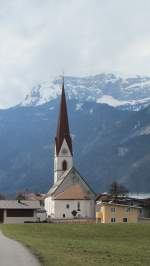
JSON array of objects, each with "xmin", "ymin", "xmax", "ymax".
[{"xmin": 0, "ymin": 200, "xmax": 40, "ymax": 223}]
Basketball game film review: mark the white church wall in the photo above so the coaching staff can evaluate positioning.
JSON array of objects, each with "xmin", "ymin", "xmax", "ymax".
[
  {"xmin": 54, "ymin": 199, "xmax": 95, "ymax": 219},
  {"xmin": 45, "ymin": 196, "xmax": 55, "ymax": 218}
]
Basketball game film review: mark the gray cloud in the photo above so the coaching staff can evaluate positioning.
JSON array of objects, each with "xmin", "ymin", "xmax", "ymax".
[{"xmin": 0, "ymin": 0, "xmax": 150, "ymax": 107}]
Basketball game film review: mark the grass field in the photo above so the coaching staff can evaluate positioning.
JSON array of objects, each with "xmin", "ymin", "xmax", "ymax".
[{"xmin": 1, "ymin": 223, "xmax": 150, "ymax": 266}]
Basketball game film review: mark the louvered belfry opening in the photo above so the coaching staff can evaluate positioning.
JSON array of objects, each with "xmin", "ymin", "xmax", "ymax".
[{"xmin": 62, "ymin": 160, "xmax": 67, "ymax": 171}]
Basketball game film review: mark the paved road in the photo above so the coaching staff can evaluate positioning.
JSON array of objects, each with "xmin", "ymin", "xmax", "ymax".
[{"xmin": 0, "ymin": 231, "xmax": 41, "ymax": 266}]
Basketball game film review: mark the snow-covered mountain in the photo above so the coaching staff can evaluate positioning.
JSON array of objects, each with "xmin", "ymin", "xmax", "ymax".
[{"xmin": 21, "ymin": 73, "xmax": 150, "ymax": 110}]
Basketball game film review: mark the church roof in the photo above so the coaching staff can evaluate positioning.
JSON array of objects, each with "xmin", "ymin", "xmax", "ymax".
[
  {"xmin": 47, "ymin": 167, "xmax": 72, "ymax": 196},
  {"xmin": 46, "ymin": 167, "xmax": 96, "ymax": 198},
  {"xmin": 0, "ymin": 200, "xmax": 40, "ymax": 209},
  {"xmin": 55, "ymin": 80, "xmax": 72, "ymax": 155},
  {"xmin": 54, "ymin": 184, "xmax": 91, "ymax": 200}
]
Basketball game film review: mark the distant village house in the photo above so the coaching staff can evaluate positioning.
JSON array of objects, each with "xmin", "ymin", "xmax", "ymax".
[{"xmin": 96, "ymin": 201, "xmax": 141, "ymax": 223}]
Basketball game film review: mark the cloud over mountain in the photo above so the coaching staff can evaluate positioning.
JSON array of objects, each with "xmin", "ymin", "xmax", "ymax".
[{"xmin": 0, "ymin": 1, "xmax": 150, "ymax": 107}]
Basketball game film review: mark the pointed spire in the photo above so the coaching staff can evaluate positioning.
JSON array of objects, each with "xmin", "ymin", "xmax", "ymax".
[{"xmin": 55, "ymin": 78, "xmax": 73, "ymax": 156}]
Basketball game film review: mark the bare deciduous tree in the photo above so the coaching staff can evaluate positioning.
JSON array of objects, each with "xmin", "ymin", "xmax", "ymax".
[{"xmin": 109, "ymin": 181, "xmax": 128, "ymax": 201}]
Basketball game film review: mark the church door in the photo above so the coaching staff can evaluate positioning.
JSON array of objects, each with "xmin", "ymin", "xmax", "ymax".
[{"xmin": 0, "ymin": 210, "xmax": 4, "ymax": 223}]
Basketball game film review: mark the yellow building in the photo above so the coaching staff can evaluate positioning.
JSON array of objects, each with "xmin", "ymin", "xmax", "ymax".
[{"xmin": 96, "ymin": 202, "xmax": 141, "ymax": 223}]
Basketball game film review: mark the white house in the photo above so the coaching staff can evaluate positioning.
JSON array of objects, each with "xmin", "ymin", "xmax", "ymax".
[{"xmin": 45, "ymin": 81, "xmax": 96, "ymax": 219}]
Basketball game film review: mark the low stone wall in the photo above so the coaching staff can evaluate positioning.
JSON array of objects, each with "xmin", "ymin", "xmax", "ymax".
[
  {"xmin": 138, "ymin": 217, "xmax": 150, "ymax": 223},
  {"xmin": 48, "ymin": 218, "xmax": 96, "ymax": 224}
]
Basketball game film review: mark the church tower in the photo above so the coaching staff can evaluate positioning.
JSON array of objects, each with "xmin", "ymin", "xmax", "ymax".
[{"xmin": 54, "ymin": 80, "xmax": 73, "ymax": 184}]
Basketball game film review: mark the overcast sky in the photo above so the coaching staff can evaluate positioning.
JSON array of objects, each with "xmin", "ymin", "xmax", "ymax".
[{"xmin": 0, "ymin": 0, "xmax": 150, "ymax": 107}]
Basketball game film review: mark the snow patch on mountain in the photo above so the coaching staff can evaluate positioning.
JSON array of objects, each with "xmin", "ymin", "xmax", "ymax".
[
  {"xmin": 140, "ymin": 126, "xmax": 150, "ymax": 136},
  {"xmin": 89, "ymin": 108, "xmax": 94, "ymax": 114},
  {"xmin": 49, "ymin": 106, "xmax": 55, "ymax": 111},
  {"xmin": 133, "ymin": 126, "xmax": 150, "ymax": 137},
  {"xmin": 75, "ymin": 103, "xmax": 83, "ymax": 111},
  {"xmin": 97, "ymin": 95, "xmax": 128, "ymax": 107}
]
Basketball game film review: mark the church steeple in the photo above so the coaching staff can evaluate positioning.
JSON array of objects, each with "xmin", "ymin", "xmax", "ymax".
[
  {"xmin": 54, "ymin": 79, "xmax": 73, "ymax": 184},
  {"xmin": 55, "ymin": 80, "xmax": 72, "ymax": 156}
]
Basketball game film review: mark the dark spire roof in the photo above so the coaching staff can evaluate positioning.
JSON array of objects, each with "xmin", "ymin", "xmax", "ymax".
[{"xmin": 55, "ymin": 79, "xmax": 73, "ymax": 156}]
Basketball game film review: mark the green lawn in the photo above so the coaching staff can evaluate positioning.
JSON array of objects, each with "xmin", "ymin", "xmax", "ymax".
[{"xmin": 1, "ymin": 223, "xmax": 150, "ymax": 266}]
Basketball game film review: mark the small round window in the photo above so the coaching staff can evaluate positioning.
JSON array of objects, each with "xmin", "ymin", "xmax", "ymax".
[{"xmin": 62, "ymin": 148, "xmax": 67, "ymax": 154}]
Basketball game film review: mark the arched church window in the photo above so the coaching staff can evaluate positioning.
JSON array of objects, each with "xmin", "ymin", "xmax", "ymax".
[
  {"xmin": 62, "ymin": 160, "xmax": 67, "ymax": 171},
  {"xmin": 77, "ymin": 202, "xmax": 80, "ymax": 211}
]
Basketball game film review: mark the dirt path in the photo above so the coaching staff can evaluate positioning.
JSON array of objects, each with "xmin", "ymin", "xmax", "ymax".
[{"xmin": 0, "ymin": 231, "xmax": 41, "ymax": 266}]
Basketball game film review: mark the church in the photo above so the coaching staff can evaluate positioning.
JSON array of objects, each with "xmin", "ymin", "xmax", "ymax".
[{"xmin": 45, "ymin": 80, "xmax": 96, "ymax": 219}]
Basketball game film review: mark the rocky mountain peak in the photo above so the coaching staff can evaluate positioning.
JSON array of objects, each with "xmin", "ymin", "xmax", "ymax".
[{"xmin": 20, "ymin": 73, "xmax": 150, "ymax": 110}]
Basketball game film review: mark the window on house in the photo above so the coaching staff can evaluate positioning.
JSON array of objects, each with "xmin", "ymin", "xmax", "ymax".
[
  {"xmin": 62, "ymin": 213, "xmax": 65, "ymax": 218},
  {"xmin": 66, "ymin": 204, "xmax": 70, "ymax": 209},
  {"xmin": 111, "ymin": 217, "xmax": 116, "ymax": 223},
  {"xmin": 77, "ymin": 202, "xmax": 80, "ymax": 211},
  {"xmin": 96, "ymin": 205, "xmax": 101, "ymax": 212},
  {"xmin": 111, "ymin": 207, "xmax": 116, "ymax": 212},
  {"xmin": 126, "ymin": 207, "xmax": 131, "ymax": 212},
  {"xmin": 123, "ymin": 217, "xmax": 128, "ymax": 222},
  {"xmin": 62, "ymin": 160, "xmax": 67, "ymax": 171}
]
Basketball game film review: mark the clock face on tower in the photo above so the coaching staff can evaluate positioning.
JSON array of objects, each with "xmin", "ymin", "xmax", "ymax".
[{"xmin": 62, "ymin": 148, "xmax": 68, "ymax": 155}]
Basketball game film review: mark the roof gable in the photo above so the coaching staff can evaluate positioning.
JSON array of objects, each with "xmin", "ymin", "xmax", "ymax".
[
  {"xmin": 54, "ymin": 184, "xmax": 91, "ymax": 200},
  {"xmin": 47, "ymin": 167, "xmax": 96, "ymax": 200}
]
